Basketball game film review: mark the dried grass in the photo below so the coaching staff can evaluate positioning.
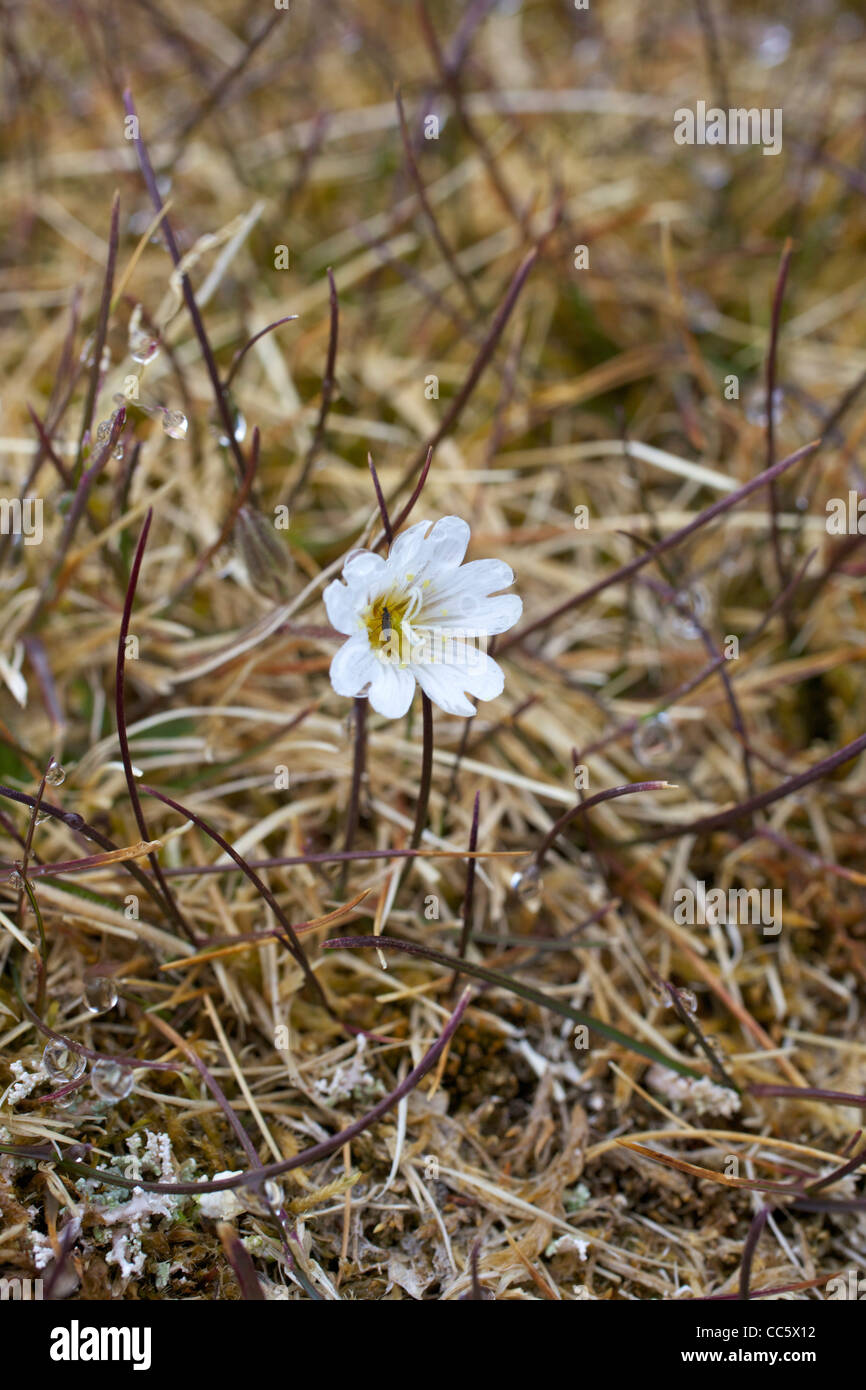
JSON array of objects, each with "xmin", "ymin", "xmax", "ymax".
[{"xmin": 0, "ymin": 0, "xmax": 865, "ymax": 1301}]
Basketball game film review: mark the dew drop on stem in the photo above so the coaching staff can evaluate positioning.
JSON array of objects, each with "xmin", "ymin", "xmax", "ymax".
[
  {"xmin": 509, "ymin": 863, "xmax": 544, "ymax": 909},
  {"xmin": 90, "ymin": 1059, "xmax": 134, "ymax": 1102},
  {"xmin": 162, "ymin": 410, "xmax": 188, "ymax": 440},
  {"xmin": 43, "ymin": 1041, "xmax": 86, "ymax": 1083},
  {"xmin": 632, "ymin": 713, "xmax": 681, "ymax": 766},
  {"xmin": 83, "ymin": 976, "xmax": 118, "ymax": 1015}
]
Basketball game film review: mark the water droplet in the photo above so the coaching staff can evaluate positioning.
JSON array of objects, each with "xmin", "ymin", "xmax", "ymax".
[
  {"xmin": 263, "ymin": 1180, "xmax": 283, "ymax": 1207},
  {"xmin": 218, "ymin": 408, "xmax": 246, "ymax": 447},
  {"xmin": 667, "ymin": 987, "xmax": 698, "ymax": 1015},
  {"xmin": 43, "ymin": 1041, "xmax": 86, "ymax": 1083},
  {"xmin": 129, "ymin": 329, "xmax": 160, "ymax": 365},
  {"xmin": 83, "ymin": 976, "xmax": 118, "ymax": 1014},
  {"xmin": 667, "ymin": 583, "xmax": 710, "ymax": 641},
  {"xmin": 632, "ymin": 713, "xmax": 681, "ymax": 766},
  {"xmin": 54, "ymin": 1092, "xmax": 83, "ymax": 1112},
  {"xmin": 8, "ymin": 869, "xmax": 24, "ymax": 889},
  {"xmin": 696, "ymin": 157, "xmax": 730, "ymax": 191},
  {"xmin": 509, "ymin": 864, "xmax": 544, "ymax": 909},
  {"xmin": 755, "ymin": 22, "xmax": 790, "ymax": 67},
  {"xmin": 95, "ymin": 420, "xmax": 112, "ymax": 444},
  {"xmin": 45, "ymin": 759, "xmax": 65, "ymax": 787},
  {"xmin": 745, "ymin": 386, "xmax": 784, "ymax": 427},
  {"xmin": 162, "ymin": 410, "xmax": 188, "ymax": 441},
  {"xmin": 79, "ymin": 340, "xmax": 111, "ymax": 372},
  {"xmin": 113, "ymin": 444, "xmax": 124, "ymax": 461},
  {"xmin": 91, "ymin": 1059, "xmax": 134, "ymax": 1102}
]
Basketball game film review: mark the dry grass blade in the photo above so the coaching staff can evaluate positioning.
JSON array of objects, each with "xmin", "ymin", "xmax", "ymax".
[{"xmin": 1, "ymin": 1, "xmax": 865, "ymax": 1310}]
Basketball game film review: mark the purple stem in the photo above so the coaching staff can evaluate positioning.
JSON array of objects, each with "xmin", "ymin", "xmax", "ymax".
[
  {"xmin": 15, "ymin": 991, "xmax": 471, "ymax": 1196},
  {"xmin": 117, "ymin": 510, "xmax": 196, "ymax": 942}
]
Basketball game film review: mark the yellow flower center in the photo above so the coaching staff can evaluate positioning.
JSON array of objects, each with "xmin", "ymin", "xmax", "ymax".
[{"xmin": 364, "ymin": 591, "xmax": 413, "ymax": 657}]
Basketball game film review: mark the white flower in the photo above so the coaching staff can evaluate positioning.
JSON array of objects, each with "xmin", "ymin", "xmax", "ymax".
[{"xmin": 324, "ymin": 516, "xmax": 521, "ymax": 718}]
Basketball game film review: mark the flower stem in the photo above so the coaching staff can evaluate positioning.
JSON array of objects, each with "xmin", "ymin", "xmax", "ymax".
[
  {"xmin": 410, "ymin": 693, "xmax": 434, "ymax": 849},
  {"xmin": 450, "ymin": 790, "xmax": 480, "ymax": 994},
  {"xmin": 339, "ymin": 697, "xmax": 367, "ymax": 895}
]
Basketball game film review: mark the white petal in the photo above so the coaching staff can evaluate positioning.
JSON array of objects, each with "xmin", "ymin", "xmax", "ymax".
[
  {"xmin": 412, "ymin": 660, "xmax": 478, "ymax": 717},
  {"xmin": 421, "ymin": 593, "xmax": 523, "ymax": 637},
  {"xmin": 412, "ymin": 639, "xmax": 507, "ymax": 715},
  {"xmin": 342, "ymin": 549, "xmax": 387, "ymax": 598},
  {"xmin": 329, "ymin": 636, "xmax": 377, "ymax": 698},
  {"xmin": 466, "ymin": 593, "xmax": 523, "ymax": 635},
  {"xmin": 323, "ymin": 579, "xmax": 362, "ymax": 635},
  {"xmin": 386, "ymin": 520, "xmax": 432, "ymax": 576},
  {"xmin": 419, "ymin": 560, "xmax": 521, "ymax": 633},
  {"xmin": 454, "ymin": 648, "xmax": 506, "ymax": 702},
  {"xmin": 431, "ymin": 558, "xmax": 515, "ymax": 600},
  {"xmin": 367, "ymin": 662, "xmax": 416, "ymax": 719},
  {"xmin": 422, "ymin": 516, "xmax": 471, "ymax": 572}
]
